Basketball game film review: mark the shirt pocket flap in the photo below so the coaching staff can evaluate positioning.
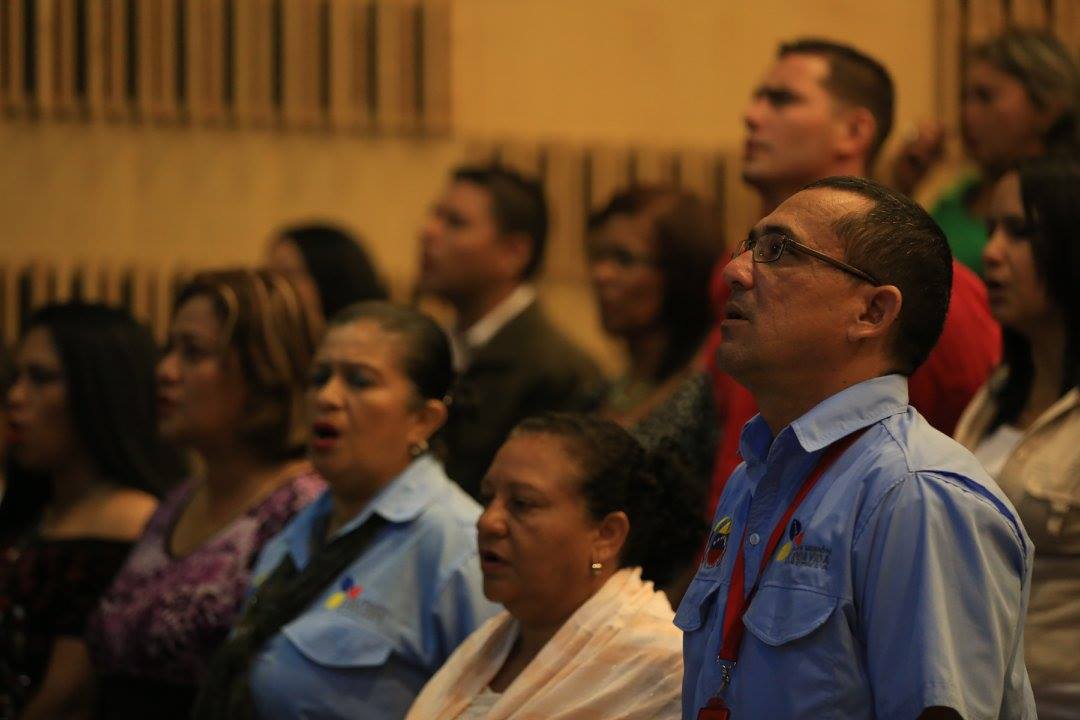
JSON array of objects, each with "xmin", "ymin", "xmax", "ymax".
[
  {"xmin": 743, "ymin": 585, "xmax": 837, "ymax": 647},
  {"xmin": 674, "ymin": 576, "xmax": 724, "ymax": 632},
  {"xmin": 282, "ymin": 612, "xmax": 394, "ymax": 669}
]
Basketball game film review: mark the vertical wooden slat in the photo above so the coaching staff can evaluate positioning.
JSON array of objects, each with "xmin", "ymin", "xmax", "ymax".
[
  {"xmin": 137, "ymin": 0, "xmax": 178, "ymax": 121},
  {"xmin": 130, "ymin": 265, "xmax": 154, "ymax": 329},
  {"xmin": 84, "ymin": 0, "xmax": 106, "ymax": 118},
  {"xmin": 676, "ymin": 151, "xmax": 721, "ymax": 204},
  {"xmin": 935, "ymin": 0, "xmax": 964, "ymax": 130},
  {"xmin": 281, "ymin": 0, "xmax": 321, "ymax": 128},
  {"xmin": 499, "ymin": 142, "xmax": 544, "ymax": 179},
  {"xmin": 1052, "ymin": 0, "xmax": 1080, "ymax": 52},
  {"xmin": 588, "ymin": 147, "xmax": 633, "ymax": 212},
  {"xmin": 0, "ymin": 1, "xmax": 26, "ymax": 113},
  {"xmin": 0, "ymin": 265, "xmax": 16, "ymax": 348},
  {"xmin": 35, "ymin": 0, "xmax": 58, "ymax": 115},
  {"xmin": 186, "ymin": 0, "xmax": 226, "ymax": 124},
  {"xmin": 463, "ymin": 139, "xmax": 498, "ymax": 166},
  {"xmin": 1009, "ymin": 0, "xmax": 1048, "ymax": 27},
  {"xmin": 55, "ymin": 0, "xmax": 77, "ymax": 115},
  {"xmin": 374, "ymin": 0, "xmax": 408, "ymax": 132},
  {"xmin": 543, "ymin": 144, "xmax": 589, "ymax": 283},
  {"xmin": 419, "ymin": 0, "xmax": 450, "ymax": 134},
  {"xmin": 966, "ymin": 0, "xmax": 1007, "ymax": 42},
  {"xmin": 105, "ymin": 0, "xmax": 129, "ymax": 119},
  {"xmin": 632, "ymin": 149, "xmax": 679, "ymax": 187},
  {"xmin": 158, "ymin": 0, "xmax": 177, "ymax": 120},
  {"xmin": 328, "ymin": 0, "xmax": 370, "ymax": 130},
  {"xmin": 232, "ymin": 0, "xmax": 254, "ymax": 124},
  {"xmin": 233, "ymin": 0, "xmax": 275, "ymax": 126},
  {"xmin": 137, "ymin": 0, "xmax": 155, "ymax": 118}
]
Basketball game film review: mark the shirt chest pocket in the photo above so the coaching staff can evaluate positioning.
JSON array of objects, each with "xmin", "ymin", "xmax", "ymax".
[
  {"xmin": 674, "ymin": 576, "xmax": 725, "ymax": 632},
  {"xmin": 742, "ymin": 584, "xmax": 838, "ymax": 646},
  {"xmin": 282, "ymin": 611, "xmax": 396, "ymax": 669}
]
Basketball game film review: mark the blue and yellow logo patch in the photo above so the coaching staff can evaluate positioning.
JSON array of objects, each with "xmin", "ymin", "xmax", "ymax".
[{"xmin": 703, "ymin": 516, "xmax": 733, "ymax": 568}]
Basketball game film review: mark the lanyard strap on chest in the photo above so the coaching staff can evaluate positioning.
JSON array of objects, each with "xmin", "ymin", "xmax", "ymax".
[{"xmin": 716, "ymin": 427, "xmax": 867, "ymax": 667}]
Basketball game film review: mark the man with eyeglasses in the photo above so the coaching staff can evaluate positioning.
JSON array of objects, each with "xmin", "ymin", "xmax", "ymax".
[
  {"xmin": 650, "ymin": 39, "xmax": 1002, "ymax": 523},
  {"xmin": 678, "ymin": 176, "xmax": 1035, "ymax": 720}
]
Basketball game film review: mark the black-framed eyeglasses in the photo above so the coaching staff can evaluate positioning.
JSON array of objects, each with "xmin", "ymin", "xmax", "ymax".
[{"xmin": 733, "ymin": 232, "xmax": 881, "ymax": 285}]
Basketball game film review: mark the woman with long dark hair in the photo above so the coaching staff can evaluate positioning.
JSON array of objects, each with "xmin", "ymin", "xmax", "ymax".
[
  {"xmin": 586, "ymin": 186, "xmax": 721, "ymax": 425},
  {"xmin": 0, "ymin": 303, "xmax": 179, "ymax": 720},
  {"xmin": 267, "ymin": 222, "xmax": 388, "ymax": 321},
  {"xmin": 955, "ymin": 155, "xmax": 1080, "ymax": 719}
]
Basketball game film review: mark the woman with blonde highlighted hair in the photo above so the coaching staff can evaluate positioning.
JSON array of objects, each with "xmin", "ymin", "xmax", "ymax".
[{"xmin": 84, "ymin": 270, "xmax": 326, "ymax": 720}]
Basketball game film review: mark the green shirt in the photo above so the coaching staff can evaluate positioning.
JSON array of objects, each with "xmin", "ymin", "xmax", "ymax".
[{"xmin": 931, "ymin": 174, "xmax": 987, "ymax": 276}]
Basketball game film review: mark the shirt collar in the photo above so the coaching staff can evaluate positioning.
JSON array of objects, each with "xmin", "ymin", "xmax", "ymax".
[
  {"xmin": 451, "ymin": 285, "xmax": 536, "ymax": 371},
  {"xmin": 739, "ymin": 374, "xmax": 910, "ymax": 465},
  {"xmin": 282, "ymin": 454, "xmax": 445, "ymax": 565}
]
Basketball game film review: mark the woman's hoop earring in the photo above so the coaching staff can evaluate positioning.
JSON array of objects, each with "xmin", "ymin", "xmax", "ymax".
[
  {"xmin": 590, "ymin": 561, "xmax": 603, "ymax": 576},
  {"xmin": 408, "ymin": 440, "xmax": 429, "ymax": 458}
]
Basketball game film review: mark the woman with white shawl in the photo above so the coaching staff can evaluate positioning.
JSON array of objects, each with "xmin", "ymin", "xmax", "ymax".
[{"xmin": 407, "ymin": 413, "xmax": 706, "ymax": 720}]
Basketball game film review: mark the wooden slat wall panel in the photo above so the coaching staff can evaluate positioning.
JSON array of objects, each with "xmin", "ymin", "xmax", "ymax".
[
  {"xmin": 3, "ymin": 0, "xmax": 450, "ymax": 132},
  {"xmin": 420, "ymin": 0, "xmax": 451, "ymax": 134},
  {"xmin": 1009, "ymin": 0, "xmax": 1048, "ymax": 27},
  {"xmin": 375, "ymin": 0, "xmax": 422, "ymax": 133},
  {"xmin": 587, "ymin": 147, "xmax": 633, "ymax": 213},
  {"xmin": 232, "ymin": 0, "xmax": 275, "ymax": 126},
  {"xmin": 34, "ymin": 0, "xmax": 58, "ymax": 115},
  {"xmin": 105, "ymin": 0, "xmax": 129, "ymax": 120},
  {"xmin": 966, "ymin": 0, "xmax": 1008, "ymax": 41},
  {"xmin": 544, "ymin": 144, "xmax": 588, "ymax": 281},
  {"xmin": 328, "ymin": 0, "xmax": 371, "ymax": 130},
  {"xmin": 282, "ymin": 0, "xmax": 322, "ymax": 129},
  {"xmin": 55, "ymin": 0, "xmax": 78, "ymax": 115},
  {"xmin": 450, "ymin": 141, "xmax": 728, "ymax": 284},
  {"xmin": 137, "ymin": 0, "xmax": 178, "ymax": 121},
  {"xmin": 0, "ymin": 260, "xmax": 208, "ymax": 345},
  {"xmin": 1052, "ymin": 0, "xmax": 1080, "ymax": 52},
  {"xmin": 0, "ymin": 1, "xmax": 28, "ymax": 113}
]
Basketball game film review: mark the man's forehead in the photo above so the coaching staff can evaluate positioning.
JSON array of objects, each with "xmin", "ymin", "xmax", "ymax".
[
  {"xmin": 757, "ymin": 187, "xmax": 870, "ymax": 243},
  {"xmin": 761, "ymin": 52, "xmax": 831, "ymax": 91}
]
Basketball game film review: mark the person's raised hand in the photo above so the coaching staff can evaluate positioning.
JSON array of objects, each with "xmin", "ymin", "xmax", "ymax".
[{"xmin": 892, "ymin": 119, "xmax": 946, "ymax": 196}]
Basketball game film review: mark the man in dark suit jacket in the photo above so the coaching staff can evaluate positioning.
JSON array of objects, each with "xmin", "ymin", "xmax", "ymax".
[{"xmin": 417, "ymin": 164, "xmax": 604, "ymax": 497}]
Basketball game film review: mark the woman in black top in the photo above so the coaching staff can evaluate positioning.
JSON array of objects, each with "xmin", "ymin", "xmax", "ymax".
[{"xmin": 0, "ymin": 303, "xmax": 180, "ymax": 720}]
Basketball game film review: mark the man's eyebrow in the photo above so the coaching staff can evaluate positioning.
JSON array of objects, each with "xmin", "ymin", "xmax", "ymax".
[{"xmin": 749, "ymin": 223, "xmax": 800, "ymax": 241}]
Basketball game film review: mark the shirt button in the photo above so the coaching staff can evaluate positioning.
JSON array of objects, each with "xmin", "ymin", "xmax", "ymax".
[{"xmin": 749, "ymin": 533, "xmax": 761, "ymax": 546}]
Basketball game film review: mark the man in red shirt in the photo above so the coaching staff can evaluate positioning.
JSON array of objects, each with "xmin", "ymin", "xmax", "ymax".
[{"xmin": 674, "ymin": 40, "xmax": 1000, "ymax": 513}]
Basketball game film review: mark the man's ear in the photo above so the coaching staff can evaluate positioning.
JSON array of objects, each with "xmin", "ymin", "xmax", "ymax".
[
  {"xmin": 849, "ymin": 284, "xmax": 902, "ymax": 343},
  {"xmin": 835, "ymin": 106, "xmax": 877, "ymax": 163},
  {"xmin": 497, "ymin": 231, "xmax": 534, "ymax": 281}
]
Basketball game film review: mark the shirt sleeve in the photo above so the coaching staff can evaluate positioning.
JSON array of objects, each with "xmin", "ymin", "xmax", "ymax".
[
  {"xmin": 431, "ymin": 550, "xmax": 500, "ymax": 665},
  {"xmin": 852, "ymin": 471, "xmax": 1030, "ymax": 720}
]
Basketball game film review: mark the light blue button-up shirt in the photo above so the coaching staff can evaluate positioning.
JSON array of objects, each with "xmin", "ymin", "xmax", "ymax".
[
  {"xmin": 678, "ymin": 375, "xmax": 1036, "ymax": 720},
  {"xmin": 247, "ymin": 455, "xmax": 501, "ymax": 720}
]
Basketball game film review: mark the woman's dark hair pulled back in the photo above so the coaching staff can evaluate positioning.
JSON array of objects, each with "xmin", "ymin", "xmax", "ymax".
[
  {"xmin": 511, "ymin": 412, "xmax": 707, "ymax": 588},
  {"xmin": 327, "ymin": 301, "xmax": 454, "ymax": 402}
]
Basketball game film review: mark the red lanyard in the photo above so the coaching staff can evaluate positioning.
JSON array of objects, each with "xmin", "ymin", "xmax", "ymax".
[{"xmin": 698, "ymin": 429, "xmax": 866, "ymax": 720}]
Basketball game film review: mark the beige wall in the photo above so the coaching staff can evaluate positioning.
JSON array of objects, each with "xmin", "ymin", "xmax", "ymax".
[{"xmin": 0, "ymin": 0, "xmax": 939, "ymax": 369}]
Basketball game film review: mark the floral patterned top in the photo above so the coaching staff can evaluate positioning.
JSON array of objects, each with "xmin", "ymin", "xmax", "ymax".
[
  {"xmin": 0, "ymin": 532, "xmax": 132, "ymax": 719},
  {"xmin": 86, "ymin": 472, "xmax": 324, "ymax": 719}
]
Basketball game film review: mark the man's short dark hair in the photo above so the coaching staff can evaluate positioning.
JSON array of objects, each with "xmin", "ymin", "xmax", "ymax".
[
  {"xmin": 802, "ymin": 176, "xmax": 953, "ymax": 375},
  {"xmin": 780, "ymin": 39, "xmax": 895, "ymax": 168},
  {"xmin": 452, "ymin": 164, "xmax": 548, "ymax": 280}
]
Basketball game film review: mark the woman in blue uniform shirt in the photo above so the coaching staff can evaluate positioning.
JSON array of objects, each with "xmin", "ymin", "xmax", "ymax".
[{"xmin": 193, "ymin": 301, "xmax": 500, "ymax": 719}]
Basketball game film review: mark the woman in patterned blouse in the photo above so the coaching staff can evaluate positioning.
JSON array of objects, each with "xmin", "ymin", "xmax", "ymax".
[{"xmin": 83, "ymin": 270, "xmax": 326, "ymax": 720}]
